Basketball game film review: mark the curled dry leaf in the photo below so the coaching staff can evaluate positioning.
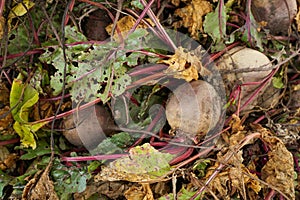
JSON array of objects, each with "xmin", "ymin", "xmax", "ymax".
[
  {"xmin": 0, "ymin": 106, "xmax": 13, "ymax": 132},
  {"xmin": 22, "ymin": 165, "xmax": 59, "ymax": 200},
  {"xmin": 173, "ymin": 0, "xmax": 213, "ymax": 39},
  {"xmin": 0, "ymin": 82, "xmax": 13, "ymax": 132},
  {"xmin": 124, "ymin": 183, "xmax": 154, "ymax": 200},
  {"xmin": 205, "ymin": 116, "xmax": 261, "ymax": 199},
  {"xmin": 74, "ymin": 180, "xmax": 132, "ymax": 199},
  {"xmin": 161, "ymin": 46, "xmax": 210, "ymax": 82},
  {"xmin": 0, "ymin": 146, "xmax": 18, "ymax": 171},
  {"xmin": 204, "ymin": 150, "xmax": 261, "ymax": 199},
  {"xmin": 256, "ymin": 125, "xmax": 296, "ymax": 200}
]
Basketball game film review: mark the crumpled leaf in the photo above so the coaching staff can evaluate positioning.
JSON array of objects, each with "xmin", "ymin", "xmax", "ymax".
[
  {"xmin": 10, "ymin": 74, "xmax": 47, "ymax": 149},
  {"xmin": 0, "ymin": 106, "xmax": 13, "ymax": 131},
  {"xmin": 124, "ymin": 183, "xmax": 154, "ymax": 200},
  {"xmin": 94, "ymin": 143, "xmax": 175, "ymax": 182},
  {"xmin": 173, "ymin": 0, "xmax": 212, "ymax": 39},
  {"xmin": 0, "ymin": 146, "xmax": 18, "ymax": 171},
  {"xmin": 258, "ymin": 125, "xmax": 295, "ymax": 200},
  {"xmin": 204, "ymin": 116, "xmax": 261, "ymax": 199},
  {"xmin": 91, "ymin": 132, "xmax": 134, "ymax": 155},
  {"xmin": 204, "ymin": 150, "xmax": 261, "ymax": 199},
  {"xmin": 161, "ymin": 47, "xmax": 210, "ymax": 82},
  {"xmin": 22, "ymin": 164, "xmax": 59, "ymax": 200}
]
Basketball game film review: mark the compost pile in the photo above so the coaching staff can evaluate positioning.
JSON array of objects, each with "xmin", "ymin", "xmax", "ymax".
[{"xmin": 0, "ymin": 0, "xmax": 299, "ymax": 199}]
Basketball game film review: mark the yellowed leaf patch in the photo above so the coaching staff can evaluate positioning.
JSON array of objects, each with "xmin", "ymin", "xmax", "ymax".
[
  {"xmin": 161, "ymin": 47, "xmax": 202, "ymax": 82},
  {"xmin": 173, "ymin": 0, "xmax": 213, "ymax": 39}
]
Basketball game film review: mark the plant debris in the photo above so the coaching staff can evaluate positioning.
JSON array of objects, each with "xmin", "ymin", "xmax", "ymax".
[{"xmin": 0, "ymin": 0, "xmax": 299, "ymax": 199}]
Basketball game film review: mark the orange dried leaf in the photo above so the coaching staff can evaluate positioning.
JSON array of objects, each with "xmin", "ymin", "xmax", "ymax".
[
  {"xmin": 161, "ymin": 47, "xmax": 202, "ymax": 82},
  {"xmin": 173, "ymin": 0, "xmax": 213, "ymax": 39}
]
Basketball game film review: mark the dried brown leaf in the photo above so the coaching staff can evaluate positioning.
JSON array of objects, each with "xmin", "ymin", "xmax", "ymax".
[
  {"xmin": 0, "ymin": 146, "xmax": 18, "ymax": 171},
  {"xmin": 124, "ymin": 183, "xmax": 154, "ymax": 200},
  {"xmin": 161, "ymin": 47, "xmax": 210, "ymax": 81},
  {"xmin": 173, "ymin": 0, "xmax": 213, "ymax": 39},
  {"xmin": 204, "ymin": 149, "xmax": 261, "ymax": 198},
  {"xmin": 259, "ymin": 126, "xmax": 295, "ymax": 200},
  {"xmin": 0, "ymin": 106, "xmax": 13, "ymax": 131},
  {"xmin": 22, "ymin": 165, "xmax": 59, "ymax": 200}
]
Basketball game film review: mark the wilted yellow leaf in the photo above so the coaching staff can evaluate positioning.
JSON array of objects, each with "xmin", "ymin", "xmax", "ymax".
[
  {"xmin": 161, "ymin": 47, "xmax": 204, "ymax": 82},
  {"xmin": 8, "ymin": 0, "xmax": 35, "ymax": 19},
  {"xmin": 173, "ymin": 0, "xmax": 213, "ymax": 39}
]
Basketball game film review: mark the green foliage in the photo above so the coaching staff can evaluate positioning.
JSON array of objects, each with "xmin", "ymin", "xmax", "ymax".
[
  {"xmin": 203, "ymin": 0, "xmax": 228, "ymax": 51},
  {"xmin": 131, "ymin": 0, "xmax": 144, "ymax": 9},
  {"xmin": 0, "ymin": 170, "xmax": 13, "ymax": 197},
  {"xmin": 51, "ymin": 159, "xmax": 91, "ymax": 200},
  {"xmin": 193, "ymin": 159, "xmax": 211, "ymax": 178},
  {"xmin": 92, "ymin": 132, "xmax": 134, "ymax": 154},
  {"xmin": 39, "ymin": 26, "xmax": 148, "ymax": 103},
  {"xmin": 241, "ymin": 8, "xmax": 263, "ymax": 51},
  {"xmin": 18, "ymin": 140, "xmax": 59, "ymax": 160},
  {"xmin": 272, "ymin": 67, "xmax": 285, "ymax": 89},
  {"xmin": 272, "ymin": 77, "xmax": 284, "ymax": 89}
]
